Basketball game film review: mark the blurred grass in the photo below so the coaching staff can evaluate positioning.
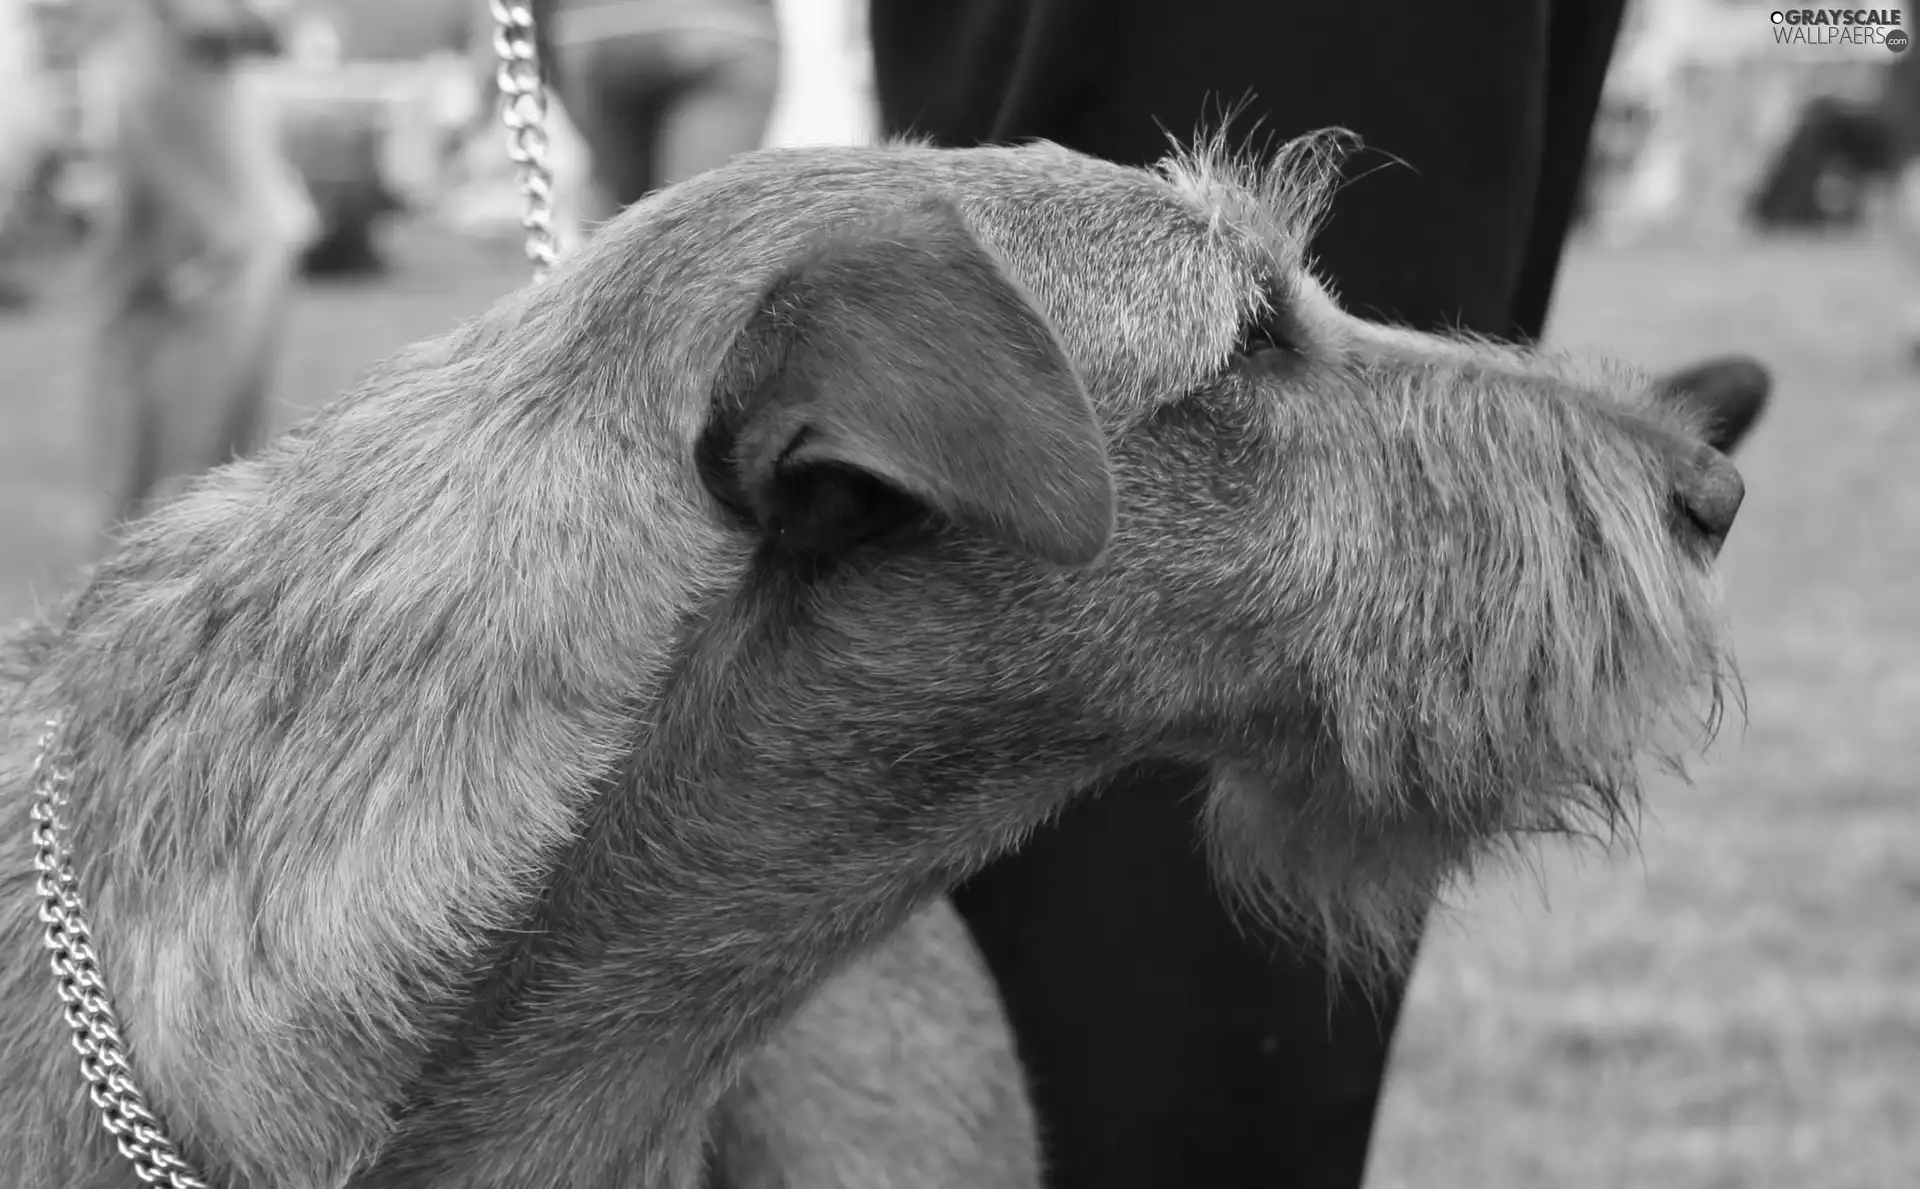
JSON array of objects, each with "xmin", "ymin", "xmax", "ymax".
[{"xmin": 0, "ymin": 225, "xmax": 1914, "ymax": 1187}]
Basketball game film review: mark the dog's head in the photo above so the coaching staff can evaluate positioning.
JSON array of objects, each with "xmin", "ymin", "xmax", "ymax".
[
  {"xmin": 0, "ymin": 134, "xmax": 1754, "ymax": 1187},
  {"xmin": 505, "ymin": 135, "xmax": 1745, "ymax": 975}
]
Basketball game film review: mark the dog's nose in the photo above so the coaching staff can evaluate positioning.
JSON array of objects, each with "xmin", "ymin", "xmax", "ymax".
[{"xmin": 1671, "ymin": 442, "xmax": 1744, "ymax": 548}]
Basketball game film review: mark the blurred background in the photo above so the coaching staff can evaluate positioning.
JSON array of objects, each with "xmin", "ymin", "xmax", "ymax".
[{"xmin": 0, "ymin": 1, "xmax": 1915, "ymax": 1186}]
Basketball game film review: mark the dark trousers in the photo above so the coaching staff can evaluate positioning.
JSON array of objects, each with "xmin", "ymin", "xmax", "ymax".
[{"xmin": 866, "ymin": 3, "xmax": 1628, "ymax": 1186}]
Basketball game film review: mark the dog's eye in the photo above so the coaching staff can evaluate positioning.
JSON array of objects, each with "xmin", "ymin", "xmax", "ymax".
[{"xmin": 1232, "ymin": 292, "xmax": 1302, "ymax": 360}]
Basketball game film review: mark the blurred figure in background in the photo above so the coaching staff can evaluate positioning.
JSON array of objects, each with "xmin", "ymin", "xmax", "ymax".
[
  {"xmin": 1747, "ymin": 44, "xmax": 1916, "ymax": 233},
  {"xmin": 77, "ymin": 0, "xmax": 315, "ymax": 537},
  {"xmin": 1746, "ymin": 28, "xmax": 1920, "ymax": 354},
  {"xmin": 522, "ymin": 0, "xmax": 781, "ymax": 224},
  {"xmin": 0, "ymin": 0, "xmax": 61, "ymax": 306},
  {"xmin": 286, "ymin": 0, "xmax": 524, "ymax": 273}
]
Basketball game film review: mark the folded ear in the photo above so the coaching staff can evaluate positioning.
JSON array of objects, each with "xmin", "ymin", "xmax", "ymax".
[{"xmin": 703, "ymin": 196, "xmax": 1116, "ymax": 567}]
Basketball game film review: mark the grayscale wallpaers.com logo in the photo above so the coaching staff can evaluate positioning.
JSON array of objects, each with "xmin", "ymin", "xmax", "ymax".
[{"xmin": 1770, "ymin": 8, "xmax": 1909, "ymax": 51}]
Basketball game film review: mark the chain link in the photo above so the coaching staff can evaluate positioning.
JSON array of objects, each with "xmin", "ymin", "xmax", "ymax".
[
  {"xmin": 490, "ymin": 0, "xmax": 560, "ymax": 278},
  {"xmin": 31, "ymin": 717, "xmax": 210, "ymax": 1189}
]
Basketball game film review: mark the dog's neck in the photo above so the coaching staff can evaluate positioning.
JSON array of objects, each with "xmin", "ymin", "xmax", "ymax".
[{"xmin": 376, "ymin": 587, "xmax": 1110, "ymax": 1185}]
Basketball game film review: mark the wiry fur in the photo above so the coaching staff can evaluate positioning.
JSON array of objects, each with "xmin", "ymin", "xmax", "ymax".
[
  {"xmin": 0, "ymin": 136, "xmax": 1741, "ymax": 1188},
  {"xmin": 1155, "ymin": 123, "xmax": 1353, "ymax": 268}
]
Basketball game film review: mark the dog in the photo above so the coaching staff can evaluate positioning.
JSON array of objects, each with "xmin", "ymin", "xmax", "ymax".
[
  {"xmin": 78, "ymin": 0, "xmax": 316, "ymax": 537},
  {"xmin": 1, "ymin": 133, "xmax": 1743, "ymax": 1188}
]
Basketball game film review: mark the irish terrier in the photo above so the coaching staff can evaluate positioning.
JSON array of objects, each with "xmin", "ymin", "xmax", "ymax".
[{"xmin": 1, "ymin": 134, "xmax": 1743, "ymax": 1188}]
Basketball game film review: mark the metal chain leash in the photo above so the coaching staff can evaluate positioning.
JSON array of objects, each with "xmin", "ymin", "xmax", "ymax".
[
  {"xmin": 490, "ymin": 0, "xmax": 560, "ymax": 278},
  {"xmin": 30, "ymin": 717, "xmax": 210, "ymax": 1189}
]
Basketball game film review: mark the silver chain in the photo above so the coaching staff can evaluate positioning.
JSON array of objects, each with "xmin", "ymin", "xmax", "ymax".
[
  {"xmin": 30, "ymin": 10, "xmax": 558, "ymax": 1184},
  {"xmin": 30, "ymin": 717, "xmax": 210, "ymax": 1189},
  {"xmin": 490, "ymin": 0, "xmax": 560, "ymax": 278}
]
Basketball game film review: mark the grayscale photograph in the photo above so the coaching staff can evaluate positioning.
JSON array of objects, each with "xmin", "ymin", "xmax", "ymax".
[{"xmin": 0, "ymin": 1, "xmax": 1910, "ymax": 1187}]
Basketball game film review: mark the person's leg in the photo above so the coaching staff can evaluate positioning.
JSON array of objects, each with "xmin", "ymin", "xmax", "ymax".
[
  {"xmin": 89, "ymin": 190, "xmax": 301, "ymax": 531},
  {"xmin": 870, "ymin": 3, "xmax": 1629, "ymax": 1186},
  {"xmin": 540, "ymin": 1, "xmax": 779, "ymax": 216},
  {"xmin": 0, "ymin": 0, "xmax": 45, "ymax": 222},
  {"xmin": 1507, "ymin": 0, "xmax": 1632, "ymax": 343},
  {"xmin": 647, "ymin": 31, "xmax": 780, "ymax": 190},
  {"xmin": 83, "ymin": 9, "xmax": 312, "ymax": 539},
  {"xmin": 545, "ymin": 35, "xmax": 669, "ymax": 218},
  {"xmin": 0, "ymin": 0, "xmax": 57, "ymax": 306}
]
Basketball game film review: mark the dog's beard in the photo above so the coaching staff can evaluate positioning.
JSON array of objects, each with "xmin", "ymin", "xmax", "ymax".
[{"xmin": 1198, "ymin": 358, "xmax": 1737, "ymax": 990}]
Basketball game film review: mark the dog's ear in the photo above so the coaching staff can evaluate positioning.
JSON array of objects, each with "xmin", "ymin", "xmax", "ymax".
[{"xmin": 704, "ymin": 197, "xmax": 1115, "ymax": 567}]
